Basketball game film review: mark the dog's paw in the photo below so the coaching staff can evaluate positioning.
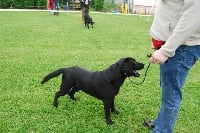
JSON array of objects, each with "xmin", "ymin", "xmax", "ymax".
[
  {"xmin": 106, "ymin": 119, "xmax": 114, "ymax": 125},
  {"xmin": 70, "ymin": 96, "xmax": 78, "ymax": 101},
  {"xmin": 53, "ymin": 102, "xmax": 58, "ymax": 108},
  {"xmin": 112, "ymin": 109, "xmax": 120, "ymax": 115}
]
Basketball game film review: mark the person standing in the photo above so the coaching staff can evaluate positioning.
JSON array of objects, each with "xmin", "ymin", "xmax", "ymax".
[
  {"xmin": 54, "ymin": 0, "xmax": 59, "ymax": 15},
  {"xmin": 80, "ymin": 0, "xmax": 85, "ymax": 24},
  {"xmin": 48, "ymin": 0, "xmax": 55, "ymax": 14},
  {"xmin": 144, "ymin": 0, "xmax": 200, "ymax": 133}
]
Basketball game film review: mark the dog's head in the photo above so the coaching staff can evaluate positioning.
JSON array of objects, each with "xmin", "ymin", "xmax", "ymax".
[{"xmin": 118, "ymin": 57, "xmax": 144, "ymax": 77}]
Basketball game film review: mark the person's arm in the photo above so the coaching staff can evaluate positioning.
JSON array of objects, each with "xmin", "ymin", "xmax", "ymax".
[{"xmin": 160, "ymin": 0, "xmax": 200, "ymax": 57}]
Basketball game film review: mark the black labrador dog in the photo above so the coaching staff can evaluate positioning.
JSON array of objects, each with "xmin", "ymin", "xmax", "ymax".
[
  {"xmin": 84, "ymin": 8, "xmax": 94, "ymax": 29},
  {"xmin": 41, "ymin": 57, "xmax": 144, "ymax": 125}
]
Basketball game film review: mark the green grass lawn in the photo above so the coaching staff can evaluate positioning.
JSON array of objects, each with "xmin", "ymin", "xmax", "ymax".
[{"xmin": 0, "ymin": 11, "xmax": 200, "ymax": 133}]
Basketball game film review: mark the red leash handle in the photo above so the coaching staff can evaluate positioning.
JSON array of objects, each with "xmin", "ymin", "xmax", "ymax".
[{"xmin": 152, "ymin": 38, "xmax": 165, "ymax": 50}]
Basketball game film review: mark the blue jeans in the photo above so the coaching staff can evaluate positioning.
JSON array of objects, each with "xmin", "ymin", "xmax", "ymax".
[
  {"xmin": 54, "ymin": 2, "xmax": 59, "ymax": 11},
  {"xmin": 153, "ymin": 45, "xmax": 200, "ymax": 133}
]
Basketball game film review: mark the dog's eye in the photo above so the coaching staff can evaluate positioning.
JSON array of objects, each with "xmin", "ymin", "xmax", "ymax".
[{"xmin": 131, "ymin": 63, "xmax": 137, "ymax": 68}]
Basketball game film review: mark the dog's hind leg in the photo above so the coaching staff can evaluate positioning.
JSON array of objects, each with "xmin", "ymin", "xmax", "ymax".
[
  {"xmin": 68, "ymin": 87, "xmax": 79, "ymax": 101},
  {"xmin": 103, "ymin": 99, "xmax": 113, "ymax": 125},
  {"xmin": 53, "ymin": 82, "xmax": 69, "ymax": 108}
]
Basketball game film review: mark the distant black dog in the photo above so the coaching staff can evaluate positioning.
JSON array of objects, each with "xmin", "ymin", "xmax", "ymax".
[
  {"xmin": 41, "ymin": 57, "xmax": 144, "ymax": 125},
  {"xmin": 84, "ymin": 8, "xmax": 94, "ymax": 29}
]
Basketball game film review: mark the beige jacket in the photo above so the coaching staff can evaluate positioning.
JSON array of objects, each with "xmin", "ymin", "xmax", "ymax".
[{"xmin": 150, "ymin": 0, "xmax": 200, "ymax": 57}]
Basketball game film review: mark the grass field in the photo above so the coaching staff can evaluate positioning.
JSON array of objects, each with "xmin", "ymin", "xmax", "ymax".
[{"xmin": 0, "ymin": 11, "xmax": 200, "ymax": 133}]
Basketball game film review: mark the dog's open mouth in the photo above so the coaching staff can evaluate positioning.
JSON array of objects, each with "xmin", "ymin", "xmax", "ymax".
[{"xmin": 133, "ymin": 70, "xmax": 140, "ymax": 77}]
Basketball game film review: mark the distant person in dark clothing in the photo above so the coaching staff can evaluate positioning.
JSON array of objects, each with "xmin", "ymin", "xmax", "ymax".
[{"xmin": 54, "ymin": 0, "xmax": 59, "ymax": 15}]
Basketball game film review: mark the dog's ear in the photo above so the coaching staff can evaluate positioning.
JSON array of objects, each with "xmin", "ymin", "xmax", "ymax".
[
  {"xmin": 117, "ymin": 57, "xmax": 134, "ymax": 73},
  {"xmin": 117, "ymin": 57, "xmax": 131, "ymax": 66},
  {"xmin": 104, "ymin": 63, "xmax": 121, "ymax": 83},
  {"xmin": 123, "ymin": 57, "xmax": 133, "ymax": 62}
]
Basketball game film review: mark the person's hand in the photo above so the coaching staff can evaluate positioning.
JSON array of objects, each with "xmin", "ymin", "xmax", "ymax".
[{"xmin": 150, "ymin": 50, "xmax": 168, "ymax": 64}]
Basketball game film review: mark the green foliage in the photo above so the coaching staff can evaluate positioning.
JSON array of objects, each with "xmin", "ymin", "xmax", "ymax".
[
  {"xmin": 0, "ymin": 11, "xmax": 200, "ymax": 133},
  {"xmin": 0, "ymin": 0, "xmax": 14, "ymax": 8},
  {"xmin": 101, "ymin": 2, "xmax": 120, "ymax": 12},
  {"xmin": 91, "ymin": 0, "xmax": 104, "ymax": 11},
  {"xmin": 0, "ymin": 0, "xmax": 113, "ymax": 12},
  {"xmin": 0, "ymin": 0, "xmax": 46, "ymax": 8},
  {"xmin": 38, "ymin": 0, "xmax": 46, "ymax": 6}
]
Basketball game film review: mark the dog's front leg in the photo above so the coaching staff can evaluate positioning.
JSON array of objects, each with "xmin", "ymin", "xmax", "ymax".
[
  {"xmin": 111, "ymin": 99, "xmax": 119, "ymax": 115},
  {"xmin": 103, "ymin": 99, "xmax": 113, "ymax": 125}
]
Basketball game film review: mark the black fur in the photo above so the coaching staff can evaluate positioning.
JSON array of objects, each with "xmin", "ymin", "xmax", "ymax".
[
  {"xmin": 84, "ymin": 8, "xmax": 94, "ymax": 29},
  {"xmin": 41, "ymin": 57, "xmax": 144, "ymax": 125}
]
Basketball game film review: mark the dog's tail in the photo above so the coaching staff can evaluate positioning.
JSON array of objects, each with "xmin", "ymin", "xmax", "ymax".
[{"xmin": 41, "ymin": 68, "xmax": 66, "ymax": 84}]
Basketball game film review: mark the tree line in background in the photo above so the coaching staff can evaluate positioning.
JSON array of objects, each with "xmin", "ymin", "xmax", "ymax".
[
  {"xmin": 0, "ymin": 0, "xmax": 105, "ymax": 11},
  {"xmin": 0, "ymin": 0, "xmax": 46, "ymax": 9}
]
